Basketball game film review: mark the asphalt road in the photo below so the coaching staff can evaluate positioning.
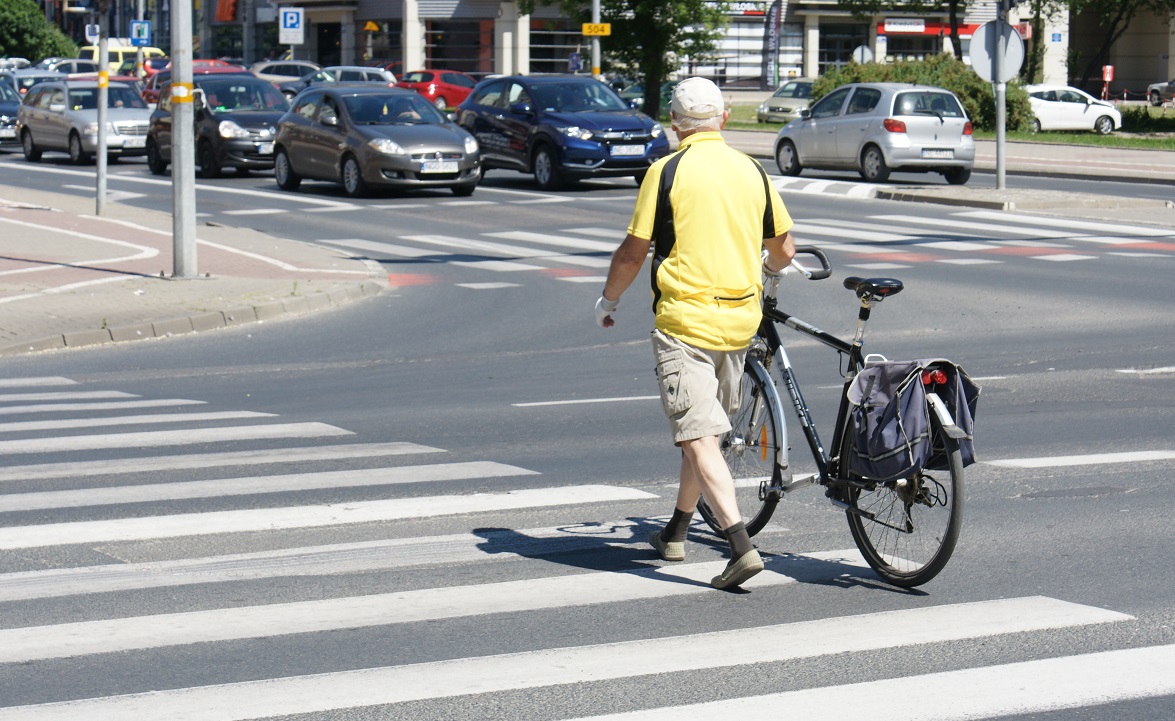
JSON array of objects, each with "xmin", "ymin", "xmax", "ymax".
[{"xmin": 0, "ymin": 156, "xmax": 1172, "ymax": 719}]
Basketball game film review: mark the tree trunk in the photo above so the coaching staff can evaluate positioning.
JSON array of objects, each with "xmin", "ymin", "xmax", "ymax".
[
  {"xmin": 949, "ymin": 0, "xmax": 963, "ymax": 62},
  {"xmin": 1078, "ymin": 4, "xmax": 1133, "ymax": 90}
]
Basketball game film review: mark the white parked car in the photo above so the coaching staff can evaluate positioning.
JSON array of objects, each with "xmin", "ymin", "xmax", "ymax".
[{"xmin": 1025, "ymin": 84, "xmax": 1121, "ymax": 135}]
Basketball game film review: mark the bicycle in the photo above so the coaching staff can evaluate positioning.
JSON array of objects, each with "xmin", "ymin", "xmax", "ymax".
[{"xmin": 697, "ymin": 247, "xmax": 966, "ymax": 588}]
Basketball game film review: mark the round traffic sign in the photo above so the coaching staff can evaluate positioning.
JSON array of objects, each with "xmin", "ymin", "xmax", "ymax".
[{"xmin": 968, "ymin": 20, "xmax": 1025, "ymax": 83}]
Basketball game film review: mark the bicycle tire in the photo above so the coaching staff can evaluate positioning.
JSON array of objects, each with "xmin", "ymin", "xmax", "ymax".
[
  {"xmin": 843, "ymin": 411, "xmax": 964, "ymax": 588},
  {"xmin": 699, "ymin": 358, "xmax": 781, "ymax": 537}
]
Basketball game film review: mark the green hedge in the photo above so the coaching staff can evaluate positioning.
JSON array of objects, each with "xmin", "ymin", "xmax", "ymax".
[{"xmin": 812, "ymin": 54, "xmax": 1033, "ymax": 132}]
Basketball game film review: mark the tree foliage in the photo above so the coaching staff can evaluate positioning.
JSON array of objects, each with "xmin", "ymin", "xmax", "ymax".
[
  {"xmin": 519, "ymin": 0, "xmax": 728, "ymax": 117},
  {"xmin": 1068, "ymin": 0, "xmax": 1175, "ymax": 89},
  {"xmin": 0, "ymin": 0, "xmax": 77, "ymax": 62},
  {"xmin": 837, "ymin": 0, "xmax": 970, "ymax": 62},
  {"xmin": 814, "ymin": 53, "xmax": 1035, "ymax": 131}
]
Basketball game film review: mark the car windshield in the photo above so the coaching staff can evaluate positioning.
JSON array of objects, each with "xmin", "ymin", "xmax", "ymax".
[
  {"xmin": 774, "ymin": 81, "xmax": 812, "ymax": 99},
  {"xmin": 0, "ymin": 82, "xmax": 18, "ymax": 103},
  {"xmin": 344, "ymin": 93, "xmax": 447, "ymax": 125},
  {"xmin": 200, "ymin": 79, "xmax": 289, "ymax": 112},
  {"xmin": 531, "ymin": 82, "xmax": 629, "ymax": 112},
  {"xmin": 67, "ymin": 86, "xmax": 148, "ymax": 110},
  {"xmin": 893, "ymin": 91, "xmax": 964, "ymax": 118}
]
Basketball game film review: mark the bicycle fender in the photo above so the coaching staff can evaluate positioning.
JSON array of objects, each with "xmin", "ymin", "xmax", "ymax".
[{"xmin": 926, "ymin": 392, "xmax": 967, "ymax": 439}]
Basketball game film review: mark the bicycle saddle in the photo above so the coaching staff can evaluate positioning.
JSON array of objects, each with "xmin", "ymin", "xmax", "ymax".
[{"xmin": 843, "ymin": 276, "xmax": 904, "ymax": 300}]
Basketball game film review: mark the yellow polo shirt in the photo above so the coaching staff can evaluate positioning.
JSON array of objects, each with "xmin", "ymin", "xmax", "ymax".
[{"xmin": 627, "ymin": 132, "xmax": 793, "ymax": 351}]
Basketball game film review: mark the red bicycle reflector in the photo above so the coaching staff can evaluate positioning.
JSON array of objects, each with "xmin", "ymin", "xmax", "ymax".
[
  {"xmin": 922, "ymin": 369, "xmax": 948, "ymax": 385},
  {"xmin": 883, "ymin": 118, "xmax": 906, "ymax": 133}
]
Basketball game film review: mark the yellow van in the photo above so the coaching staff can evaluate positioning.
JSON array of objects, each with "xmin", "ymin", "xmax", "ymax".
[{"xmin": 77, "ymin": 44, "xmax": 166, "ymax": 67}]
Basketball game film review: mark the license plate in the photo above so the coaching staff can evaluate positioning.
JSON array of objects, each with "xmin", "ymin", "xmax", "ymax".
[
  {"xmin": 611, "ymin": 144, "xmax": 644, "ymax": 156},
  {"xmin": 121, "ymin": 136, "xmax": 146, "ymax": 148},
  {"xmin": 922, "ymin": 149, "xmax": 954, "ymax": 159},
  {"xmin": 0, "ymin": 128, "xmax": 15, "ymax": 139},
  {"xmin": 421, "ymin": 160, "xmax": 458, "ymax": 173},
  {"xmin": 258, "ymin": 142, "xmax": 274, "ymax": 155}
]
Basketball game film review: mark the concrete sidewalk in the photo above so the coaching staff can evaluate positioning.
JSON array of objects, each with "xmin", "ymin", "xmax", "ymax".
[
  {"xmin": 0, "ymin": 186, "xmax": 387, "ymax": 356},
  {"xmin": 1, "ymin": 134, "xmax": 1171, "ymax": 357}
]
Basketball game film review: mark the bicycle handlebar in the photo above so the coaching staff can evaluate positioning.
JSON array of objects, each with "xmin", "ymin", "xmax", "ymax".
[{"xmin": 791, "ymin": 246, "xmax": 832, "ymax": 281}]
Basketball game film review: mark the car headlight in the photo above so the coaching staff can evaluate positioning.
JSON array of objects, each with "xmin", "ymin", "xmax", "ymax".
[
  {"xmin": 464, "ymin": 135, "xmax": 479, "ymax": 154},
  {"xmin": 218, "ymin": 120, "xmax": 250, "ymax": 139},
  {"xmin": 559, "ymin": 125, "xmax": 594, "ymax": 141},
  {"xmin": 758, "ymin": 102, "xmax": 768, "ymax": 112},
  {"xmin": 82, "ymin": 122, "xmax": 113, "ymax": 135},
  {"xmin": 650, "ymin": 122, "xmax": 663, "ymax": 139},
  {"xmin": 368, "ymin": 138, "xmax": 405, "ymax": 155}
]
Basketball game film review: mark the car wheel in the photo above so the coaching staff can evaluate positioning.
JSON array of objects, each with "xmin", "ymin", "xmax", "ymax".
[
  {"xmin": 1094, "ymin": 115, "xmax": 1115, "ymax": 135},
  {"xmin": 859, "ymin": 145, "xmax": 890, "ymax": 183},
  {"xmin": 532, "ymin": 144, "xmax": 564, "ymax": 191},
  {"xmin": 775, "ymin": 139, "xmax": 802, "ymax": 176},
  {"xmin": 451, "ymin": 183, "xmax": 476, "ymax": 197},
  {"xmin": 196, "ymin": 140, "xmax": 221, "ymax": 178},
  {"xmin": 21, "ymin": 129, "xmax": 41, "ymax": 161},
  {"xmin": 433, "ymin": 96, "xmax": 447, "ymax": 110},
  {"xmin": 1150, "ymin": 91, "xmax": 1162, "ymax": 107},
  {"xmin": 342, "ymin": 155, "xmax": 368, "ymax": 197},
  {"xmin": 69, "ymin": 132, "xmax": 91, "ymax": 165},
  {"xmin": 942, "ymin": 167, "xmax": 971, "ymax": 185},
  {"xmin": 145, "ymin": 137, "xmax": 167, "ymax": 175},
  {"xmin": 1030, "ymin": 118, "xmax": 1041, "ymax": 134},
  {"xmin": 633, "ymin": 171, "xmax": 647, "ymax": 187},
  {"xmin": 274, "ymin": 148, "xmax": 301, "ymax": 191}
]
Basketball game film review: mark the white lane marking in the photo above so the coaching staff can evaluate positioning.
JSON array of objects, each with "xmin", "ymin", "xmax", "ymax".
[
  {"xmin": 0, "ymin": 519, "xmax": 702, "ymax": 601},
  {"xmin": 315, "ymin": 238, "xmax": 435, "ymax": 258},
  {"xmin": 561, "ymin": 227, "xmax": 621, "ymax": 239},
  {"xmin": 474, "ymin": 186, "xmax": 561, "ymax": 200},
  {"xmin": 0, "ymin": 377, "xmax": 78, "ymax": 388},
  {"xmin": 917, "ymin": 241, "xmax": 993, "ymax": 251},
  {"xmin": 796, "ymin": 222, "xmax": 912, "ymax": 243},
  {"xmin": 61, "ymin": 185, "xmax": 145, "ymax": 202},
  {"xmin": 558, "ymin": 276, "xmax": 608, "ymax": 283},
  {"xmin": 514, "ymin": 395, "xmax": 660, "ymax": 407},
  {"xmin": 0, "ymin": 461, "xmax": 537, "ymax": 512},
  {"xmin": 483, "ymin": 230, "xmax": 620, "ymax": 253},
  {"xmin": 1116, "ymin": 366, "xmax": 1175, "ymax": 374},
  {"xmin": 0, "ymin": 422, "xmax": 351, "ymax": 454},
  {"xmin": 451, "ymin": 260, "xmax": 546, "ymax": 271},
  {"xmin": 0, "ymin": 485, "xmax": 657, "ymax": 550},
  {"xmin": 456, "ymin": 282, "xmax": 521, "ymax": 289},
  {"xmin": 806, "ymin": 218, "xmax": 983, "ymax": 238},
  {"xmin": 565, "ymin": 645, "xmax": 1175, "ymax": 721},
  {"xmin": 0, "ymin": 441, "xmax": 442, "ymax": 484},
  {"xmin": 0, "ymin": 598, "xmax": 1130, "ymax": 720},
  {"xmin": 0, "ymin": 216, "xmax": 158, "ymax": 276},
  {"xmin": 0, "ymin": 390, "xmax": 134, "ymax": 402},
  {"xmin": 844, "ymin": 263, "xmax": 912, "ymax": 270},
  {"xmin": 402, "ymin": 233, "xmax": 610, "ymax": 267},
  {"xmin": 0, "ymin": 410, "xmax": 273, "ymax": 434},
  {"xmin": 1107, "ymin": 251, "xmax": 1173, "ymax": 257},
  {"xmin": 0, "ymin": 398, "xmax": 204, "ymax": 416},
  {"xmin": 936, "ymin": 258, "xmax": 1003, "ymax": 265},
  {"xmin": 988, "ymin": 450, "xmax": 1175, "ymax": 467},
  {"xmin": 871, "ymin": 214, "xmax": 1064, "ymax": 238},
  {"xmin": 1032, "ymin": 254, "xmax": 1097, "ymax": 261},
  {"xmin": 991, "ymin": 239, "xmax": 1073, "ymax": 248},
  {"xmin": 219, "ymin": 209, "xmax": 287, "ymax": 216},
  {"xmin": 0, "ymin": 553, "xmax": 843, "ymax": 663},
  {"xmin": 957, "ymin": 210, "xmax": 1174, "ymax": 237}
]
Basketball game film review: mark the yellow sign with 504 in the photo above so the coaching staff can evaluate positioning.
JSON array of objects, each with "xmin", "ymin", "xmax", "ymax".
[{"xmin": 582, "ymin": 23, "xmax": 611, "ymax": 36}]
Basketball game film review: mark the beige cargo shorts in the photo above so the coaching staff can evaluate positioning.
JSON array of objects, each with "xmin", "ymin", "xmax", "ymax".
[{"xmin": 651, "ymin": 329, "xmax": 746, "ymax": 445}]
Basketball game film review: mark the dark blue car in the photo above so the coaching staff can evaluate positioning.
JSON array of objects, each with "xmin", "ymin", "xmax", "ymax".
[
  {"xmin": 455, "ymin": 74, "xmax": 669, "ymax": 190},
  {"xmin": 0, "ymin": 82, "xmax": 21, "ymax": 149}
]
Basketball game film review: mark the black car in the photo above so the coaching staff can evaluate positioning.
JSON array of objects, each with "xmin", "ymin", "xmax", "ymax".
[
  {"xmin": 0, "ymin": 82, "xmax": 21, "ymax": 149},
  {"xmin": 273, "ymin": 86, "xmax": 480, "ymax": 197},
  {"xmin": 455, "ymin": 74, "xmax": 670, "ymax": 190},
  {"xmin": 146, "ymin": 69, "xmax": 289, "ymax": 178}
]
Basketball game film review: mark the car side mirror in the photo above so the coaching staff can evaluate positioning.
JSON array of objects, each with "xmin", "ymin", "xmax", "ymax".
[
  {"xmin": 192, "ymin": 88, "xmax": 205, "ymax": 108},
  {"xmin": 628, "ymin": 99, "xmax": 640, "ymax": 109},
  {"xmin": 49, "ymin": 103, "xmax": 66, "ymax": 112},
  {"xmin": 509, "ymin": 101, "xmax": 532, "ymax": 115},
  {"xmin": 322, "ymin": 114, "xmax": 338, "ymax": 127},
  {"xmin": 799, "ymin": 108, "xmax": 812, "ymax": 120}
]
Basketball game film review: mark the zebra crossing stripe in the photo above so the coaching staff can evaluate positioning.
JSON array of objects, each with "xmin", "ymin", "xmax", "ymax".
[
  {"xmin": 0, "ymin": 553, "xmax": 844, "ymax": 663},
  {"xmin": 0, "ymin": 377, "xmax": 77, "ymax": 388},
  {"xmin": 0, "ymin": 390, "xmax": 134, "ymax": 402},
  {"xmin": 958, "ymin": 210, "xmax": 1174, "ymax": 237},
  {"xmin": 0, "ymin": 441, "xmax": 440, "ymax": 483},
  {"xmin": 483, "ymin": 230, "xmax": 619, "ymax": 253},
  {"xmin": 0, "ymin": 461, "xmax": 538, "ymax": 512},
  {"xmin": 0, "ymin": 410, "xmax": 273, "ymax": 434},
  {"xmin": 0, "ymin": 485, "xmax": 656, "ymax": 550},
  {"xmin": 0, "ymin": 597, "xmax": 1130, "ymax": 720},
  {"xmin": 317, "ymin": 238, "xmax": 436, "ymax": 258},
  {"xmin": 0, "ymin": 398, "xmax": 205, "ymax": 416},
  {"xmin": 563, "ymin": 645, "xmax": 1175, "ymax": 721},
  {"xmin": 0, "ymin": 422, "xmax": 351, "ymax": 454},
  {"xmin": 402, "ymin": 234, "xmax": 610, "ymax": 268}
]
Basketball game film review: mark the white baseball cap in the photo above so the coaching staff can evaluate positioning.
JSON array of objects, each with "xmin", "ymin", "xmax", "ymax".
[{"xmin": 670, "ymin": 77, "xmax": 725, "ymax": 119}]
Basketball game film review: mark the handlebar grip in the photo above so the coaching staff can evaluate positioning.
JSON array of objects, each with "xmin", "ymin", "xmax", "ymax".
[{"xmin": 793, "ymin": 245, "xmax": 832, "ymax": 280}]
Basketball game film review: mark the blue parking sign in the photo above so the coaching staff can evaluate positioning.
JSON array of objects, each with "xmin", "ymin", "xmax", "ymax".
[
  {"xmin": 130, "ymin": 20, "xmax": 151, "ymax": 46},
  {"xmin": 279, "ymin": 7, "xmax": 304, "ymax": 44}
]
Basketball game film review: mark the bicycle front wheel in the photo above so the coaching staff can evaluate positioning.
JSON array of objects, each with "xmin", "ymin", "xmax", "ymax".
[
  {"xmin": 699, "ymin": 358, "xmax": 781, "ymax": 537},
  {"xmin": 844, "ymin": 412, "xmax": 964, "ymax": 587}
]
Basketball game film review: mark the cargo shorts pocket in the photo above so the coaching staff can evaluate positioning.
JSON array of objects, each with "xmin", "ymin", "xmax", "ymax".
[{"xmin": 655, "ymin": 350, "xmax": 691, "ymax": 416}]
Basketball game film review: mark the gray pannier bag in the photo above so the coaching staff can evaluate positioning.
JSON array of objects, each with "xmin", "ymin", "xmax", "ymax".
[{"xmin": 845, "ymin": 358, "xmax": 980, "ymax": 482}]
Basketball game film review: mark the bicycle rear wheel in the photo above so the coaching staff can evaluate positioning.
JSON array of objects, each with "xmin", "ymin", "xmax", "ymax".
[
  {"xmin": 699, "ymin": 358, "xmax": 781, "ymax": 537},
  {"xmin": 843, "ymin": 412, "xmax": 963, "ymax": 587}
]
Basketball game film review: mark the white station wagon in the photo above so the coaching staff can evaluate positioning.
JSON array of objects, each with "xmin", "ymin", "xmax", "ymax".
[{"xmin": 17, "ymin": 79, "xmax": 151, "ymax": 164}]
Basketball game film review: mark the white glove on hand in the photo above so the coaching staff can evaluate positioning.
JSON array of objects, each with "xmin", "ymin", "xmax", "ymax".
[
  {"xmin": 762, "ymin": 248, "xmax": 790, "ymax": 278},
  {"xmin": 595, "ymin": 295, "xmax": 619, "ymax": 328}
]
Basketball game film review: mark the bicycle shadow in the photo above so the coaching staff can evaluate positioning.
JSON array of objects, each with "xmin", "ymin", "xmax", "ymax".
[{"xmin": 472, "ymin": 521, "xmax": 923, "ymax": 596}]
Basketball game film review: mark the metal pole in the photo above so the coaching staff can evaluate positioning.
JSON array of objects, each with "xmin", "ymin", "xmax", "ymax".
[
  {"xmin": 96, "ymin": 6, "xmax": 109, "ymax": 215},
  {"xmin": 171, "ymin": 0, "xmax": 197, "ymax": 277},
  {"xmin": 590, "ymin": 0, "xmax": 600, "ymax": 77},
  {"xmin": 135, "ymin": 0, "xmax": 144, "ymax": 78},
  {"xmin": 995, "ymin": 0, "xmax": 1007, "ymax": 189}
]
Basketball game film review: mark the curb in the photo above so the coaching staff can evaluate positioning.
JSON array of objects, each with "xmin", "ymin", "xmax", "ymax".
[{"xmin": 0, "ymin": 280, "xmax": 386, "ymax": 356}]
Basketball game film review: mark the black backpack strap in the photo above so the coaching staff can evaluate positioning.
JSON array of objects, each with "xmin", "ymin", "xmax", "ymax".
[
  {"xmin": 649, "ymin": 146, "xmax": 689, "ymax": 312},
  {"xmin": 742, "ymin": 151, "xmax": 775, "ymax": 239}
]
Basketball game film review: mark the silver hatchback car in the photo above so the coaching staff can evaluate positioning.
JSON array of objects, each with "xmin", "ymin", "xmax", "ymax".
[
  {"xmin": 18, "ymin": 80, "xmax": 152, "ymax": 164},
  {"xmin": 774, "ymin": 82, "xmax": 975, "ymax": 184}
]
